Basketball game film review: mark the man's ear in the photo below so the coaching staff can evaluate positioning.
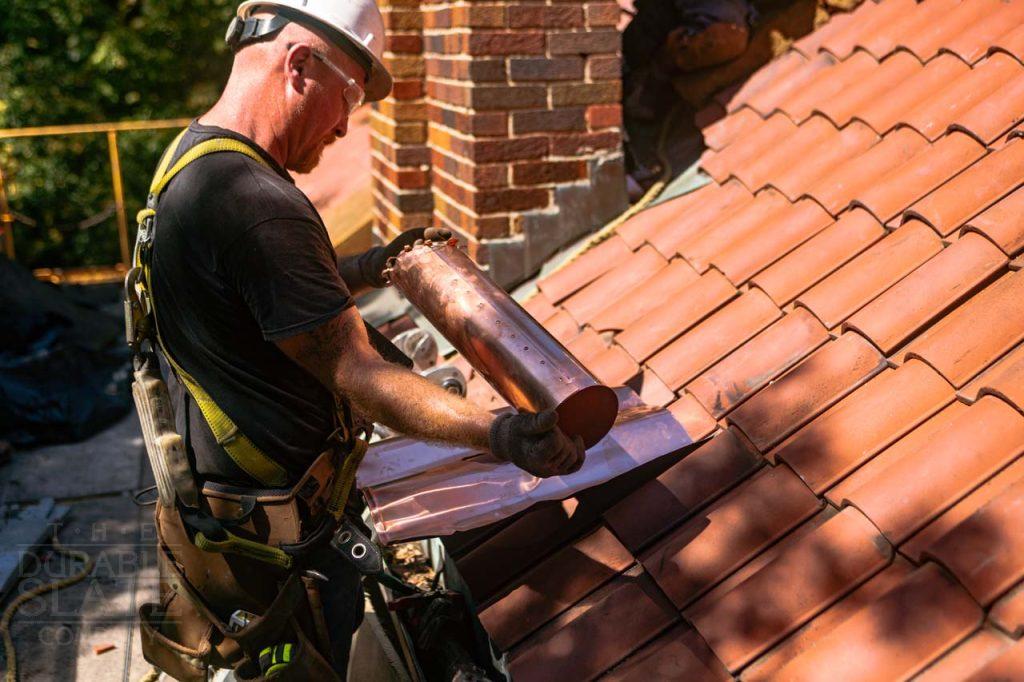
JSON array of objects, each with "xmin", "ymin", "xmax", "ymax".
[{"xmin": 284, "ymin": 43, "xmax": 313, "ymax": 92}]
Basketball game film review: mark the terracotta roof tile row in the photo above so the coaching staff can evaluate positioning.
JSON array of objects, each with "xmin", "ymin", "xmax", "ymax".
[{"xmin": 444, "ymin": 1, "xmax": 1024, "ymax": 678}]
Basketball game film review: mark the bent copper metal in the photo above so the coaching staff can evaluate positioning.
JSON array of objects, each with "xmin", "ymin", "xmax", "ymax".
[
  {"xmin": 385, "ymin": 240, "xmax": 618, "ymax": 447},
  {"xmin": 362, "ymin": 398, "xmax": 693, "ymax": 543}
]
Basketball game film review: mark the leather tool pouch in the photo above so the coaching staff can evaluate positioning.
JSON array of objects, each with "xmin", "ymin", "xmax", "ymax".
[
  {"xmin": 139, "ymin": 451, "xmax": 344, "ymax": 680},
  {"xmin": 140, "ymin": 547, "xmax": 339, "ymax": 680}
]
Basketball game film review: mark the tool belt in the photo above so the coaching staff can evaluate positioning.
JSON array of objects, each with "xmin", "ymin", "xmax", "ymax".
[
  {"xmin": 141, "ymin": 465, "xmax": 341, "ymax": 681},
  {"xmin": 127, "ymin": 130, "xmax": 370, "ymax": 680}
]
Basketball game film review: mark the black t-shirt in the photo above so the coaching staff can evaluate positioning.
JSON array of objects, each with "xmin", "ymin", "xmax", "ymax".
[{"xmin": 151, "ymin": 120, "xmax": 353, "ymax": 486}]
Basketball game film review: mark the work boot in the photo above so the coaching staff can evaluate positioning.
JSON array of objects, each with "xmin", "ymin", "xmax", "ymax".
[{"xmin": 665, "ymin": 0, "xmax": 755, "ymax": 72}]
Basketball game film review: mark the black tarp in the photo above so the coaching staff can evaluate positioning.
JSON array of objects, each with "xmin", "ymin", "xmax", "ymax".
[{"xmin": 0, "ymin": 256, "xmax": 130, "ymax": 447}]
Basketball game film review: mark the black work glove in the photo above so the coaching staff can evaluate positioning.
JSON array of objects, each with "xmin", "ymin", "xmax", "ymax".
[
  {"xmin": 488, "ymin": 410, "xmax": 586, "ymax": 478},
  {"xmin": 343, "ymin": 227, "xmax": 453, "ymax": 289}
]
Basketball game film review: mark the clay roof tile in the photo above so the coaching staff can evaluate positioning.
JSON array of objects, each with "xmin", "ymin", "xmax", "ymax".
[
  {"xmin": 903, "ymin": 270, "xmax": 1024, "ymax": 387},
  {"xmin": 647, "ymin": 180, "xmax": 752, "ymax": 258},
  {"xmin": 818, "ymin": 0, "xmax": 919, "ymax": 60},
  {"xmin": 843, "ymin": 396, "xmax": 1024, "ymax": 543},
  {"xmin": 963, "ymin": 640, "xmax": 1024, "ymax": 682},
  {"xmin": 856, "ymin": 0, "xmax": 961, "ymax": 61},
  {"xmin": 536, "ymin": 234, "xmax": 632, "ymax": 303},
  {"xmin": 905, "ymin": 137, "xmax": 1024, "ymax": 236},
  {"xmin": 686, "ymin": 308, "xmax": 829, "ymax": 419},
  {"xmin": 923, "ymin": 476, "xmax": 1024, "ymax": 605},
  {"xmin": 603, "ymin": 427, "xmax": 761, "ymax": 552},
  {"xmin": 561, "ymin": 244, "xmax": 667, "ymax": 324},
  {"xmin": 775, "ymin": 51, "xmax": 878, "ymax": 124},
  {"xmin": 963, "ymin": 184, "xmax": 1024, "ymax": 256},
  {"xmin": 433, "ymin": 4, "xmax": 1024, "ymax": 674},
  {"xmin": 913, "ymin": 627, "xmax": 1014, "ymax": 682},
  {"xmin": 521, "ymin": 292, "xmax": 556, "ymax": 321},
  {"xmin": 701, "ymin": 106, "xmax": 762, "ymax": 152},
  {"xmin": 902, "ymin": 52, "xmax": 1024, "ymax": 141},
  {"xmin": 709, "ymin": 198, "xmax": 834, "ymax": 283},
  {"xmin": 896, "ymin": 0, "xmax": 998, "ymax": 62},
  {"xmin": 477, "ymin": 524, "xmax": 634, "ymax": 651},
  {"xmin": 901, "ymin": 456, "xmax": 1024, "ymax": 563},
  {"xmin": 679, "ymin": 189, "xmax": 792, "ymax": 271},
  {"xmin": 943, "ymin": 0, "xmax": 1024, "ymax": 64},
  {"xmin": 750, "ymin": 208, "xmax": 885, "ymax": 306},
  {"xmin": 854, "ymin": 131, "xmax": 985, "ymax": 222},
  {"xmin": 731, "ymin": 117, "xmax": 839, "ymax": 192},
  {"xmin": 700, "ymin": 113, "xmax": 799, "ymax": 182},
  {"xmin": 666, "ymin": 393, "xmax": 719, "ymax": 441},
  {"xmin": 616, "ymin": 269, "xmax": 737, "ymax": 361},
  {"xmin": 616, "ymin": 183, "xmax": 712, "ymax": 250},
  {"xmin": 725, "ymin": 51, "xmax": 808, "ymax": 113},
  {"xmin": 991, "ymin": 21, "xmax": 1024, "ymax": 64},
  {"xmin": 773, "ymin": 360, "xmax": 953, "ymax": 494},
  {"xmin": 685, "ymin": 507, "xmax": 892, "ymax": 672},
  {"xmin": 539, "ymin": 308, "xmax": 581, "ymax": 345},
  {"xmin": 805, "ymin": 127, "xmax": 928, "ymax": 215},
  {"xmin": 589, "ymin": 259, "xmax": 699, "ymax": 333},
  {"xmin": 844, "ymin": 232, "xmax": 1007, "ymax": 353},
  {"xmin": 745, "ymin": 53, "xmax": 838, "ymax": 116},
  {"xmin": 826, "ymin": 401, "xmax": 968, "ymax": 508},
  {"xmin": 764, "ymin": 122, "xmax": 879, "ymax": 202},
  {"xmin": 647, "ymin": 289, "xmax": 781, "ymax": 390},
  {"xmin": 601, "ymin": 624, "xmax": 732, "ymax": 682},
  {"xmin": 854, "ymin": 54, "xmax": 970, "ymax": 135},
  {"xmin": 952, "ymin": 66, "xmax": 1024, "ymax": 144},
  {"xmin": 796, "ymin": 219, "xmax": 943, "ymax": 330},
  {"xmin": 639, "ymin": 465, "xmax": 820, "ymax": 609},
  {"xmin": 587, "ymin": 342, "xmax": 641, "ymax": 387},
  {"xmin": 741, "ymin": 559, "xmax": 916, "ymax": 681},
  {"xmin": 791, "ymin": 10, "xmax": 855, "ymax": 59},
  {"xmin": 506, "ymin": 566, "xmax": 678, "ymax": 682},
  {"xmin": 814, "ymin": 52, "xmax": 923, "ymax": 129},
  {"xmin": 636, "ymin": 367, "xmax": 675, "ymax": 408},
  {"xmin": 990, "ymin": 582, "xmax": 1024, "ymax": 638},
  {"xmin": 770, "ymin": 563, "xmax": 982, "ymax": 681},
  {"xmin": 727, "ymin": 333, "xmax": 886, "ymax": 452}
]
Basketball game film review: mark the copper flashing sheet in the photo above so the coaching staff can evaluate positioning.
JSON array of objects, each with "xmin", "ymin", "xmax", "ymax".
[{"xmin": 360, "ymin": 399, "xmax": 693, "ymax": 544}]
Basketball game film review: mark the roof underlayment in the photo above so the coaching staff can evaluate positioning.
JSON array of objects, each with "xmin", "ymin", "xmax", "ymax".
[{"xmin": 368, "ymin": 0, "xmax": 1024, "ymax": 678}]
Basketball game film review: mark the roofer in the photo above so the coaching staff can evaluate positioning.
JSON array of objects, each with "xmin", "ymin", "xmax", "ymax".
[{"xmin": 125, "ymin": 1, "xmax": 586, "ymax": 678}]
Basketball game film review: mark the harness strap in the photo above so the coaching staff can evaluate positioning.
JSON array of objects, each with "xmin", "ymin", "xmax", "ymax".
[
  {"xmin": 327, "ymin": 438, "xmax": 368, "ymax": 521},
  {"xmin": 136, "ymin": 133, "xmax": 289, "ymax": 488}
]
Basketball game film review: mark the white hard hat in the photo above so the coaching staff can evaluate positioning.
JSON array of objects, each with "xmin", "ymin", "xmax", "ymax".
[{"xmin": 233, "ymin": 0, "xmax": 393, "ymax": 102}]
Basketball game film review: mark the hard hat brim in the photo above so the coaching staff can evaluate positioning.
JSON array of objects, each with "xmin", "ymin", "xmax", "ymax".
[{"xmin": 237, "ymin": 0, "xmax": 393, "ymax": 101}]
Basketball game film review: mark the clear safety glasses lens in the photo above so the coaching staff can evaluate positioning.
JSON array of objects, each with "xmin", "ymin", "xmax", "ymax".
[{"xmin": 312, "ymin": 50, "xmax": 365, "ymax": 113}]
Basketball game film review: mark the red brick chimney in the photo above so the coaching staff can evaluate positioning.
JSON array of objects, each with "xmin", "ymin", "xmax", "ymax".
[{"xmin": 371, "ymin": 0, "xmax": 627, "ymax": 287}]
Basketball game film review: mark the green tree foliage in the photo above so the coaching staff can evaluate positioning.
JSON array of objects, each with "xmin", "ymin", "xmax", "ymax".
[{"xmin": 0, "ymin": 0, "xmax": 236, "ymax": 268}]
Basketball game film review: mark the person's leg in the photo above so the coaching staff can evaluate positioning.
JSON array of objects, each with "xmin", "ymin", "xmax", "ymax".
[{"xmin": 314, "ymin": 545, "xmax": 366, "ymax": 680}]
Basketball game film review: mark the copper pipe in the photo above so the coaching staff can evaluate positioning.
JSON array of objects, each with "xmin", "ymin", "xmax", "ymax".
[{"xmin": 386, "ymin": 240, "xmax": 618, "ymax": 447}]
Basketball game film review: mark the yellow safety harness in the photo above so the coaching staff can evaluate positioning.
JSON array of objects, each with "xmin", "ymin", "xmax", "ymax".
[
  {"xmin": 135, "ymin": 129, "xmax": 289, "ymax": 487},
  {"xmin": 125, "ymin": 129, "xmax": 367, "ymax": 569}
]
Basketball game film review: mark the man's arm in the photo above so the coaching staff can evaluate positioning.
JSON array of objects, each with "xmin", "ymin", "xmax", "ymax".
[
  {"xmin": 278, "ymin": 306, "xmax": 492, "ymax": 447},
  {"xmin": 276, "ymin": 306, "xmax": 586, "ymax": 476}
]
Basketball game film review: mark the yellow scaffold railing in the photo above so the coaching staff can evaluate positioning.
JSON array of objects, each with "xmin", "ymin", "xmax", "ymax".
[{"xmin": 0, "ymin": 118, "xmax": 191, "ymax": 283}]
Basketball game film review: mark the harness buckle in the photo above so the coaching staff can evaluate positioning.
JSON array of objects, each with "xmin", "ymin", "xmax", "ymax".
[
  {"xmin": 137, "ymin": 208, "xmax": 156, "ymax": 247},
  {"xmin": 124, "ymin": 267, "xmax": 152, "ymax": 350}
]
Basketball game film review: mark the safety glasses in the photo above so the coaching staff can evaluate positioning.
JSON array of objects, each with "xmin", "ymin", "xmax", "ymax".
[{"xmin": 311, "ymin": 49, "xmax": 365, "ymax": 113}]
